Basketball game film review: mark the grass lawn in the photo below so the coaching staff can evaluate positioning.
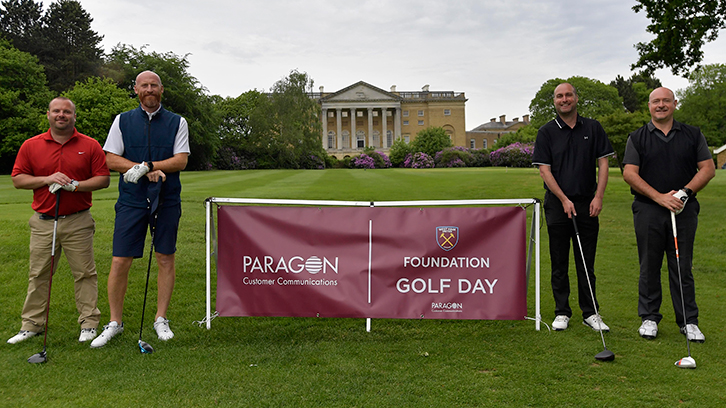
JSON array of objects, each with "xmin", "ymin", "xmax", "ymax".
[{"xmin": 1, "ymin": 168, "xmax": 725, "ymax": 407}]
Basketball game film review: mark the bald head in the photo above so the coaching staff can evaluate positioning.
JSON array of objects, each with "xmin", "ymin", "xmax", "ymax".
[
  {"xmin": 134, "ymin": 71, "xmax": 164, "ymax": 113},
  {"xmin": 648, "ymin": 87, "xmax": 677, "ymax": 124}
]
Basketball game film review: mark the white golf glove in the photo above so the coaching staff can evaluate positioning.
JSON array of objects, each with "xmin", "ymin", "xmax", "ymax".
[
  {"xmin": 672, "ymin": 189, "xmax": 689, "ymax": 215},
  {"xmin": 123, "ymin": 162, "xmax": 150, "ymax": 184},
  {"xmin": 48, "ymin": 180, "xmax": 79, "ymax": 193}
]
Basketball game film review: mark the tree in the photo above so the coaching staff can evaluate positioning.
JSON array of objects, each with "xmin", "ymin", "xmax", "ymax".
[
  {"xmin": 529, "ymin": 76, "xmax": 624, "ymax": 129},
  {"xmin": 252, "ymin": 70, "xmax": 326, "ymax": 169},
  {"xmin": 214, "ymin": 90, "xmax": 266, "ymax": 169},
  {"xmin": 60, "ymin": 76, "xmax": 137, "ymax": 145},
  {"xmin": 1, "ymin": 0, "xmax": 104, "ymax": 93},
  {"xmin": 40, "ymin": 0, "xmax": 104, "ymax": 92},
  {"xmin": 610, "ymin": 72, "xmax": 662, "ymax": 113},
  {"xmin": 632, "ymin": 0, "xmax": 726, "ymax": 77},
  {"xmin": 388, "ymin": 137, "xmax": 413, "ymax": 167},
  {"xmin": 599, "ymin": 110, "xmax": 650, "ymax": 171},
  {"xmin": 105, "ymin": 44, "xmax": 221, "ymax": 170},
  {"xmin": 410, "ymin": 126, "xmax": 453, "ymax": 157},
  {"xmin": 0, "ymin": 39, "xmax": 51, "ymax": 173},
  {"xmin": 675, "ymin": 63, "xmax": 726, "ymax": 146},
  {"xmin": 0, "ymin": 0, "xmax": 43, "ymax": 55},
  {"xmin": 493, "ymin": 124, "xmax": 537, "ymax": 147}
]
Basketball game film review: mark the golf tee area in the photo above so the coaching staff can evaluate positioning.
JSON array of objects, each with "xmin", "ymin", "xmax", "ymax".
[{"xmin": 1, "ymin": 168, "xmax": 725, "ymax": 407}]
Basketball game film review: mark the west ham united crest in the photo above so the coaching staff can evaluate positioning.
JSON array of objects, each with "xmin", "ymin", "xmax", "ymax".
[{"xmin": 436, "ymin": 226, "xmax": 459, "ymax": 251}]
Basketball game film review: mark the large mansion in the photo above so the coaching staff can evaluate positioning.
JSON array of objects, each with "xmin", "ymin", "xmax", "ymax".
[{"xmin": 314, "ymin": 81, "xmax": 467, "ymax": 159}]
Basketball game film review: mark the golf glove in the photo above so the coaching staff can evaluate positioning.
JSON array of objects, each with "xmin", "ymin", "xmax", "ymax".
[
  {"xmin": 123, "ymin": 162, "xmax": 150, "ymax": 184},
  {"xmin": 672, "ymin": 189, "xmax": 689, "ymax": 215},
  {"xmin": 48, "ymin": 180, "xmax": 79, "ymax": 193}
]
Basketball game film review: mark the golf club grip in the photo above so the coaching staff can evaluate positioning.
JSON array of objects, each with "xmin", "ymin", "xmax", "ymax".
[{"xmin": 670, "ymin": 211, "xmax": 677, "ymax": 239}]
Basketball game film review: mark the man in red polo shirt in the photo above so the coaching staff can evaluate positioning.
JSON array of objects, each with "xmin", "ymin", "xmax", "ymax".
[{"xmin": 8, "ymin": 97, "xmax": 110, "ymax": 344}]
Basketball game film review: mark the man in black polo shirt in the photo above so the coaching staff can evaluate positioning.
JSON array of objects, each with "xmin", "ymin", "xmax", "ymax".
[
  {"xmin": 533, "ymin": 83, "xmax": 615, "ymax": 332},
  {"xmin": 623, "ymin": 87, "xmax": 714, "ymax": 342}
]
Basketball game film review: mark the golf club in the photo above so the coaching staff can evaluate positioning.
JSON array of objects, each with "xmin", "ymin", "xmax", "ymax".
[
  {"xmin": 572, "ymin": 216, "xmax": 615, "ymax": 362},
  {"xmin": 671, "ymin": 211, "xmax": 696, "ymax": 369},
  {"xmin": 138, "ymin": 181, "xmax": 162, "ymax": 354},
  {"xmin": 28, "ymin": 192, "xmax": 61, "ymax": 364}
]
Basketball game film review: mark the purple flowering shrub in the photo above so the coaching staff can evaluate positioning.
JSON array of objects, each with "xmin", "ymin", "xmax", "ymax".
[
  {"xmin": 403, "ymin": 152, "xmax": 435, "ymax": 168},
  {"xmin": 435, "ymin": 146, "xmax": 473, "ymax": 168},
  {"xmin": 353, "ymin": 154, "xmax": 376, "ymax": 169},
  {"xmin": 489, "ymin": 142, "xmax": 534, "ymax": 167}
]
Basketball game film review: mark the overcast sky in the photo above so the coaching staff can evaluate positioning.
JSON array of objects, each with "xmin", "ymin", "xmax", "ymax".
[{"xmin": 76, "ymin": 0, "xmax": 725, "ymax": 130}]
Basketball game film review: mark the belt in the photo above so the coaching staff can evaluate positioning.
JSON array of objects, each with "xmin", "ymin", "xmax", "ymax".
[{"xmin": 38, "ymin": 209, "xmax": 89, "ymax": 220}]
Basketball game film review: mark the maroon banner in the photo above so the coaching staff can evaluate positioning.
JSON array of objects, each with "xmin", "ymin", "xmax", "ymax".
[{"xmin": 217, "ymin": 205, "xmax": 526, "ymax": 320}]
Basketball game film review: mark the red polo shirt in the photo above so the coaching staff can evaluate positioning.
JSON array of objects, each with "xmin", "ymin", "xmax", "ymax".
[{"xmin": 12, "ymin": 129, "xmax": 110, "ymax": 216}]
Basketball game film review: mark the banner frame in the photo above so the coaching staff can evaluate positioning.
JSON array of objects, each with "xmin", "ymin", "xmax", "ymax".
[{"xmin": 204, "ymin": 198, "xmax": 541, "ymax": 331}]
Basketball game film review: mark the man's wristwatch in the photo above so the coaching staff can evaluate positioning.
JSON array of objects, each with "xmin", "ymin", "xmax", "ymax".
[
  {"xmin": 682, "ymin": 187, "xmax": 693, "ymax": 197},
  {"xmin": 147, "ymin": 161, "xmax": 154, "ymax": 171}
]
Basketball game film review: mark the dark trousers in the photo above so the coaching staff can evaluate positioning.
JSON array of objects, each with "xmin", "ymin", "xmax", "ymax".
[
  {"xmin": 633, "ymin": 199, "xmax": 699, "ymax": 326},
  {"xmin": 544, "ymin": 192, "xmax": 600, "ymax": 320}
]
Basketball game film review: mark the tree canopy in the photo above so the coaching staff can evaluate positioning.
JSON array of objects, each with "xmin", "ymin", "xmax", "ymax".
[
  {"xmin": 632, "ymin": 0, "xmax": 726, "ymax": 77},
  {"xmin": 0, "ymin": 40, "xmax": 51, "ymax": 172},
  {"xmin": 675, "ymin": 63, "xmax": 726, "ymax": 146},
  {"xmin": 410, "ymin": 127, "xmax": 453, "ymax": 157},
  {"xmin": 529, "ymin": 76, "xmax": 624, "ymax": 129}
]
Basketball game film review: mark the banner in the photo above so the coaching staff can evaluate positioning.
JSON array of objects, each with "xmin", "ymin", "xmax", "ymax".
[{"xmin": 217, "ymin": 205, "xmax": 526, "ymax": 320}]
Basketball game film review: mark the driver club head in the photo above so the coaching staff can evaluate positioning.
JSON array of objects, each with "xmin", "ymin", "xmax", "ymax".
[
  {"xmin": 28, "ymin": 351, "xmax": 47, "ymax": 364},
  {"xmin": 139, "ymin": 340, "xmax": 154, "ymax": 354},
  {"xmin": 675, "ymin": 356, "xmax": 696, "ymax": 369},
  {"xmin": 595, "ymin": 349, "xmax": 615, "ymax": 362}
]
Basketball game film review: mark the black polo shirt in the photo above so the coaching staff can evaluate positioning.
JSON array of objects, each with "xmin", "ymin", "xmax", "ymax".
[
  {"xmin": 533, "ymin": 115, "xmax": 614, "ymax": 199},
  {"xmin": 623, "ymin": 120, "xmax": 711, "ymax": 202}
]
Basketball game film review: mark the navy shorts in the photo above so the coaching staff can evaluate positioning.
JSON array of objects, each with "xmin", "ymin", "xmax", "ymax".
[{"xmin": 112, "ymin": 202, "xmax": 181, "ymax": 258}]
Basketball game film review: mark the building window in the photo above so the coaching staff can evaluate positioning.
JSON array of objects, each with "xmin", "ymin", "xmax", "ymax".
[
  {"xmin": 418, "ymin": 110, "xmax": 424, "ymax": 117},
  {"xmin": 404, "ymin": 135, "xmax": 410, "ymax": 143},
  {"xmin": 403, "ymin": 110, "xmax": 409, "ymax": 117},
  {"xmin": 403, "ymin": 120, "xmax": 409, "ymax": 126},
  {"xmin": 356, "ymin": 130, "xmax": 365, "ymax": 148},
  {"xmin": 357, "ymin": 111, "xmax": 363, "ymax": 117},
  {"xmin": 483, "ymin": 139, "xmax": 488, "ymax": 149},
  {"xmin": 342, "ymin": 111, "xmax": 348, "ymax": 118},
  {"xmin": 373, "ymin": 111, "xmax": 378, "ymax": 117},
  {"xmin": 386, "ymin": 110, "xmax": 392, "ymax": 117},
  {"xmin": 328, "ymin": 131, "xmax": 335, "ymax": 149},
  {"xmin": 418, "ymin": 120, "xmax": 424, "ymax": 126},
  {"xmin": 372, "ymin": 131, "xmax": 380, "ymax": 145},
  {"xmin": 342, "ymin": 131, "xmax": 350, "ymax": 147},
  {"xmin": 444, "ymin": 109, "xmax": 451, "ymax": 116},
  {"xmin": 328, "ymin": 111, "xmax": 334, "ymax": 118},
  {"xmin": 470, "ymin": 139, "xmax": 475, "ymax": 149},
  {"xmin": 386, "ymin": 130, "xmax": 393, "ymax": 147}
]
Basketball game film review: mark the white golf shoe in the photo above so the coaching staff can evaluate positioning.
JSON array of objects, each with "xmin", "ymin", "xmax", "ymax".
[
  {"xmin": 90, "ymin": 321, "xmax": 123, "ymax": 348},
  {"xmin": 583, "ymin": 314, "xmax": 610, "ymax": 332},
  {"xmin": 153, "ymin": 317, "xmax": 174, "ymax": 341},
  {"xmin": 680, "ymin": 324, "xmax": 705, "ymax": 343},
  {"xmin": 79, "ymin": 328, "xmax": 97, "ymax": 342},
  {"xmin": 7, "ymin": 330, "xmax": 41, "ymax": 344},
  {"xmin": 552, "ymin": 315, "xmax": 570, "ymax": 331},
  {"xmin": 639, "ymin": 320, "xmax": 658, "ymax": 339}
]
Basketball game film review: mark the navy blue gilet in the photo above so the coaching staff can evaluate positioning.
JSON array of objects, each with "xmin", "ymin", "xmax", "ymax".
[{"xmin": 117, "ymin": 105, "xmax": 182, "ymax": 208}]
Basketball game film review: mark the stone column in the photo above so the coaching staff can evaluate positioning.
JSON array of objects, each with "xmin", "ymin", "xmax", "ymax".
[
  {"xmin": 336, "ymin": 108, "xmax": 343, "ymax": 150},
  {"xmin": 367, "ymin": 107, "xmax": 374, "ymax": 148},
  {"xmin": 381, "ymin": 108, "xmax": 388, "ymax": 148},
  {"xmin": 350, "ymin": 107, "xmax": 357, "ymax": 149},
  {"xmin": 395, "ymin": 107, "xmax": 402, "ymax": 141},
  {"xmin": 321, "ymin": 108, "xmax": 328, "ymax": 149}
]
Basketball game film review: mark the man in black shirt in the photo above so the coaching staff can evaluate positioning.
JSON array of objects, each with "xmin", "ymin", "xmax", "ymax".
[
  {"xmin": 533, "ymin": 83, "xmax": 614, "ymax": 332},
  {"xmin": 623, "ymin": 87, "xmax": 714, "ymax": 342}
]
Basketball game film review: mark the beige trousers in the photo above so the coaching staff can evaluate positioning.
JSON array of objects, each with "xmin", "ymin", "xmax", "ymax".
[{"xmin": 21, "ymin": 210, "xmax": 101, "ymax": 331}]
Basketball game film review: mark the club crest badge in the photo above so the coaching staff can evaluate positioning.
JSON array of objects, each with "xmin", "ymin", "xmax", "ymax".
[{"xmin": 436, "ymin": 226, "xmax": 459, "ymax": 251}]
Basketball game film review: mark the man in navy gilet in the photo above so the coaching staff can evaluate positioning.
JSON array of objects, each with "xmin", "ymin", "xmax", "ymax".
[
  {"xmin": 623, "ymin": 87, "xmax": 714, "ymax": 343},
  {"xmin": 92, "ymin": 71, "xmax": 191, "ymax": 348}
]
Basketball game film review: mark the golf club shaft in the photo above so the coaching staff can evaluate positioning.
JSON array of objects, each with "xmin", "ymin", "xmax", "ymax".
[
  {"xmin": 670, "ymin": 211, "xmax": 692, "ymax": 358},
  {"xmin": 39, "ymin": 192, "xmax": 61, "ymax": 352},
  {"xmin": 139, "ymin": 212, "xmax": 157, "ymax": 342},
  {"xmin": 572, "ymin": 216, "xmax": 608, "ymax": 350}
]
